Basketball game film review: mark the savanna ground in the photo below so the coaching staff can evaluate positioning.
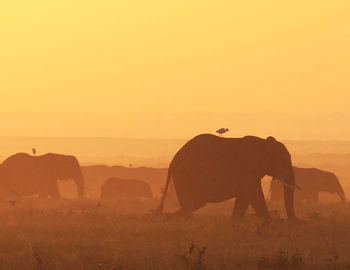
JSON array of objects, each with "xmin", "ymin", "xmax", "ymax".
[{"xmin": 1, "ymin": 197, "xmax": 350, "ymax": 270}]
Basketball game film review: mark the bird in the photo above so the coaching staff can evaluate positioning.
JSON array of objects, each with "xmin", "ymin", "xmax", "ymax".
[{"xmin": 216, "ymin": 128, "xmax": 229, "ymax": 135}]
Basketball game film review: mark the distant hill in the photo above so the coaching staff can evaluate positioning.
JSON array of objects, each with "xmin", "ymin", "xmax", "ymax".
[
  {"xmin": 1, "ymin": 136, "xmax": 350, "ymax": 166},
  {"xmin": 81, "ymin": 165, "xmax": 168, "ymax": 198}
]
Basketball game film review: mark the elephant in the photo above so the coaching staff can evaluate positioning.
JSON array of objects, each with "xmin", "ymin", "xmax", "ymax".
[
  {"xmin": 155, "ymin": 134, "xmax": 297, "ymax": 221},
  {"xmin": 81, "ymin": 165, "xmax": 167, "ymax": 198},
  {"xmin": 0, "ymin": 152, "xmax": 85, "ymax": 199},
  {"xmin": 269, "ymin": 167, "xmax": 346, "ymax": 203},
  {"xmin": 100, "ymin": 177, "xmax": 152, "ymax": 199}
]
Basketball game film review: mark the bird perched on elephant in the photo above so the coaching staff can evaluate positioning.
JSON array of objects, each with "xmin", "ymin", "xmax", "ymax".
[
  {"xmin": 100, "ymin": 177, "xmax": 152, "ymax": 199},
  {"xmin": 155, "ymin": 134, "xmax": 298, "ymax": 221},
  {"xmin": 269, "ymin": 167, "xmax": 346, "ymax": 203},
  {"xmin": 0, "ymin": 153, "xmax": 85, "ymax": 199}
]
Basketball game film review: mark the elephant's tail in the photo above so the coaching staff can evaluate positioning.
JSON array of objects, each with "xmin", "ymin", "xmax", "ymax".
[{"xmin": 156, "ymin": 167, "xmax": 172, "ymax": 213}]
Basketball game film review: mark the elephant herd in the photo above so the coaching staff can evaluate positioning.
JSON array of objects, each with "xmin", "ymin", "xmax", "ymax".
[
  {"xmin": 0, "ymin": 134, "xmax": 347, "ymax": 222},
  {"xmin": 0, "ymin": 153, "xmax": 154, "ymax": 200}
]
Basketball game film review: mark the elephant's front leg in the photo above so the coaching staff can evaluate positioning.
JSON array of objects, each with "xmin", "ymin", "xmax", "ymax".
[
  {"xmin": 250, "ymin": 183, "xmax": 270, "ymax": 221},
  {"xmin": 232, "ymin": 179, "xmax": 254, "ymax": 219},
  {"xmin": 232, "ymin": 195, "xmax": 250, "ymax": 219},
  {"xmin": 48, "ymin": 180, "xmax": 61, "ymax": 199},
  {"xmin": 232, "ymin": 179, "xmax": 270, "ymax": 221}
]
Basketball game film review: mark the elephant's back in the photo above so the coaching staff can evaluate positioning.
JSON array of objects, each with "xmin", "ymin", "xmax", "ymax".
[
  {"xmin": 172, "ymin": 134, "xmax": 233, "ymax": 162},
  {"xmin": 170, "ymin": 134, "xmax": 261, "ymax": 176},
  {"xmin": 2, "ymin": 153, "xmax": 45, "ymax": 191},
  {"xmin": 100, "ymin": 177, "xmax": 153, "ymax": 199},
  {"xmin": 2, "ymin": 153, "xmax": 53, "ymax": 172},
  {"xmin": 2, "ymin": 153, "xmax": 38, "ymax": 176},
  {"xmin": 2, "ymin": 152, "xmax": 32, "ymax": 165},
  {"xmin": 2, "ymin": 152, "xmax": 47, "ymax": 174}
]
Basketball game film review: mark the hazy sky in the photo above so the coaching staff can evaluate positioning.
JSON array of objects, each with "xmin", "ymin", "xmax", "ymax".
[{"xmin": 1, "ymin": 1, "xmax": 349, "ymax": 139}]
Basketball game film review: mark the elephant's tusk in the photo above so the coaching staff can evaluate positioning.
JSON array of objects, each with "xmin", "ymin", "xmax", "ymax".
[
  {"xmin": 81, "ymin": 184, "xmax": 91, "ymax": 191},
  {"xmin": 279, "ymin": 179, "xmax": 302, "ymax": 191},
  {"xmin": 75, "ymin": 182, "xmax": 91, "ymax": 191}
]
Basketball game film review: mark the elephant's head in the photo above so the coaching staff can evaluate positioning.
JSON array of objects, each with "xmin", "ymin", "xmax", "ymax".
[
  {"xmin": 321, "ymin": 172, "xmax": 346, "ymax": 202},
  {"xmin": 264, "ymin": 136, "xmax": 297, "ymax": 219},
  {"xmin": 48, "ymin": 153, "xmax": 85, "ymax": 198}
]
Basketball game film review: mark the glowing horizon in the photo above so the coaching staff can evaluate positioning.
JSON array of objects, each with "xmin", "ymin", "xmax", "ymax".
[{"xmin": 1, "ymin": 0, "xmax": 349, "ymax": 139}]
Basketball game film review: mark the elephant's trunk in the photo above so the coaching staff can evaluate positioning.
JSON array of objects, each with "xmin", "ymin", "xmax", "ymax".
[
  {"xmin": 336, "ymin": 182, "xmax": 346, "ymax": 202},
  {"xmin": 283, "ymin": 168, "xmax": 297, "ymax": 220}
]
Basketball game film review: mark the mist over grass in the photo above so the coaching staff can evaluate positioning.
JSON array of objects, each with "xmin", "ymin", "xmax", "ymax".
[
  {"xmin": 1, "ymin": 137, "xmax": 350, "ymax": 269},
  {"xmin": 1, "ymin": 199, "xmax": 350, "ymax": 270},
  {"xmin": 1, "ymin": 137, "xmax": 350, "ymax": 167}
]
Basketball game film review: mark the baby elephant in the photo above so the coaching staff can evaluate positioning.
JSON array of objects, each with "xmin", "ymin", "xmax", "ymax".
[
  {"xmin": 100, "ymin": 177, "xmax": 153, "ymax": 199},
  {"xmin": 270, "ymin": 167, "xmax": 346, "ymax": 203}
]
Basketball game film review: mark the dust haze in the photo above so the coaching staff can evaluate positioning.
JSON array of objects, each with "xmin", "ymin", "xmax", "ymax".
[
  {"xmin": 2, "ymin": 0, "xmax": 350, "ymax": 269},
  {"xmin": 0, "ymin": 136, "xmax": 350, "ymax": 269}
]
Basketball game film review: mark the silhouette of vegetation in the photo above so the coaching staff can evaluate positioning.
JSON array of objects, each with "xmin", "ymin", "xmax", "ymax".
[
  {"xmin": 180, "ymin": 242, "xmax": 207, "ymax": 270},
  {"xmin": 0, "ymin": 198, "xmax": 349, "ymax": 269},
  {"xmin": 258, "ymin": 250, "xmax": 302, "ymax": 269}
]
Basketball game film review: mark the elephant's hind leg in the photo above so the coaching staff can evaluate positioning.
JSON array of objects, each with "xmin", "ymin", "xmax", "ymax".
[
  {"xmin": 168, "ymin": 195, "xmax": 206, "ymax": 219},
  {"xmin": 179, "ymin": 198, "xmax": 206, "ymax": 219},
  {"xmin": 172, "ymin": 179, "xmax": 206, "ymax": 219},
  {"xmin": 232, "ymin": 180, "xmax": 270, "ymax": 221},
  {"xmin": 232, "ymin": 196, "xmax": 250, "ymax": 219}
]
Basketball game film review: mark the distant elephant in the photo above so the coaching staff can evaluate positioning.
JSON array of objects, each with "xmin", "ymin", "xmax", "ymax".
[
  {"xmin": 100, "ymin": 177, "xmax": 152, "ymax": 199},
  {"xmin": 0, "ymin": 153, "xmax": 85, "ymax": 199},
  {"xmin": 270, "ymin": 167, "xmax": 346, "ymax": 203},
  {"xmin": 156, "ymin": 134, "xmax": 297, "ymax": 221},
  {"xmin": 81, "ymin": 165, "xmax": 167, "ymax": 198}
]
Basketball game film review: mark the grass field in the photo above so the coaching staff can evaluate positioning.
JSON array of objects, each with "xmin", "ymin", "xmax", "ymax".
[{"xmin": 1, "ymin": 198, "xmax": 350, "ymax": 270}]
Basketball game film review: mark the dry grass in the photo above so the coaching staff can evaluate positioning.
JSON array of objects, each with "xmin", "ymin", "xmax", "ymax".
[{"xmin": 1, "ymin": 198, "xmax": 350, "ymax": 270}]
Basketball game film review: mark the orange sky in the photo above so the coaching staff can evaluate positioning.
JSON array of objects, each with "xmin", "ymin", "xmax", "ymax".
[{"xmin": 1, "ymin": 0, "xmax": 349, "ymax": 139}]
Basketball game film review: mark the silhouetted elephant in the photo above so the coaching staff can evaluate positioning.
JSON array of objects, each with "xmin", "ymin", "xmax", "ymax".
[
  {"xmin": 156, "ymin": 134, "xmax": 297, "ymax": 221},
  {"xmin": 81, "ymin": 165, "xmax": 167, "ymax": 198},
  {"xmin": 100, "ymin": 177, "xmax": 152, "ymax": 199},
  {"xmin": 270, "ymin": 167, "xmax": 346, "ymax": 203},
  {"xmin": 0, "ymin": 153, "xmax": 85, "ymax": 199}
]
